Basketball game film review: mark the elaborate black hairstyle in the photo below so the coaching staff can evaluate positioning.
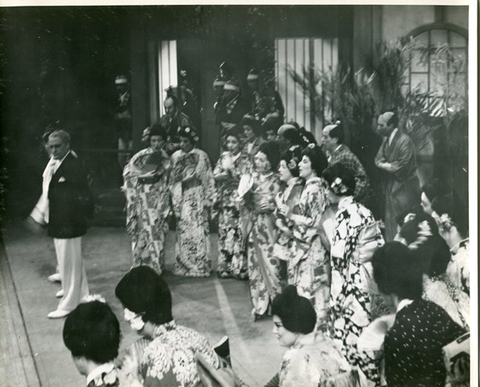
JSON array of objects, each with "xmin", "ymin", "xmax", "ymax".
[
  {"xmin": 322, "ymin": 163, "xmax": 356, "ymax": 197},
  {"xmin": 177, "ymin": 126, "xmax": 200, "ymax": 144},
  {"xmin": 242, "ymin": 114, "xmax": 263, "ymax": 137},
  {"xmin": 283, "ymin": 127, "xmax": 303, "ymax": 147},
  {"xmin": 399, "ymin": 211, "xmax": 449, "ymax": 277},
  {"xmin": 431, "ymin": 193, "xmax": 468, "ymax": 237},
  {"xmin": 258, "ymin": 141, "xmax": 281, "ymax": 171},
  {"xmin": 372, "ymin": 242, "xmax": 423, "ymax": 300},
  {"xmin": 63, "ymin": 300, "xmax": 120, "ymax": 364},
  {"xmin": 115, "ymin": 266, "xmax": 173, "ymax": 325},
  {"xmin": 271, "ymin": 285, "xmax": 316, "ymax": 334},
  {"xmin": 301, "ymin": 144, "xmax": 328, "ymax": 177},
  {"xmin": 280, "ymin": 146, "xmax": 302, "ymax": 177},
  {"xmin": 148, "ymin": 123, "xmax": 168, "ymax": 140}
]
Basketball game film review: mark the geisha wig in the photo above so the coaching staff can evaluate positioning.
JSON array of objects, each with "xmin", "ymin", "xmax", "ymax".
[
  {"xmin": 178, "ymin": 126, "xmax": 200, "ymax": 144},
  {"xmin": 63, "ymin": 300, "xmax": 120, "ymax": 364},
  {"xmin": 148, "ymin": 123, "xmax": 168, "ymax": 141},
  {"xmin": 272, "ymin": 285, "xmax": 316, "ymax": 334},
  {"xmin": 242, "ymin": 114, "xmax": 262, "ymax": 137},
  {"xmin": 115, "ymin": 266, "xmax": 173, "ymax": 325},
  {"xmin": 258, "ymin": 141, "xmax": 281, "ymax": 171},
  {"xmin": 372, "ymin": 242, "xmax": 423, "ymax": 300},
  {"xmin": 400, "ymin": 211, "xmax": 450, "ymax": 277},
  {"xmin": 322, "ymin": 163, "xmax": 355, "ymax": 196},
  {"xmin": 301, "ymin": 144, "xmax": 327, "ymax": 177},
  {"xmin": 281, "ymin": 146, "xmax": 302, "ymax": 177}
]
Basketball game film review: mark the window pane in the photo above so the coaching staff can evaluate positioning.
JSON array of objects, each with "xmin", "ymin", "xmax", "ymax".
[
  {"xmin": 431, "ymin": 29, "xmax": 448, "ymax": 45},
  {"xmin": 411, "ymin": 49, "xmax": 427, "ymax": 72},
  {"xmin": 450, "ymin": 31, "xmax": 467, "ymax": 48},
  {"xmin": 415, "ymin": 31, "xmax": 429, "ymax": 46},
  {"xmin": 411, "ymin": 74, "xmax": 428, "ymax": 93}
]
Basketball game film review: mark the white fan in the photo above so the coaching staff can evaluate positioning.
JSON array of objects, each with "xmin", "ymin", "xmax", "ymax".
[{"xmin": 358, "ymin": 314, "xmax": 396, "ymax": 352}]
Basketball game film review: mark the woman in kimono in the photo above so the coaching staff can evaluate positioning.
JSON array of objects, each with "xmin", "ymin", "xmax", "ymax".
[
  {"xmin": 123, "ymin": 125, "xmax": 171, "ymax": 274},
  {"xmin": 281, "ymin": 143, "xmax": 329, "ymax": 330},
  {"xmin": 115, "ymin": 267, "xmax": 222, "ymax": 387},
  {"xmin": 398, "ymin": 211, "xmax": 470, "ymax": 329},
  {"xmin": 213, "ymin": 125, "xmax": 249, "ymax": 279},
  {"xmin": 265, "ymin": 285, "xmax": 351, "ymax": 387},
  {"xmin": 372, "ymin": 243, "xmax": 466, "ymax": 387},
  {"xmin": 63, "ymin": 297, "xmax": 126, "ymax": 387},
  {"xmin": 170, "ymin": 126, "xmax": 215, "ymax": 277},
  {"xmin": 431, "ymin": 193, "xmax": 470, "ymax": 296},
  {"xmin": 241, "ymin": 114, "xmax": 265, "ymax": 172},
  {"xmin": 243, "ymin": 141, "xmax": 284, "ymax": 321},
  {"xmin": 322, "ymin": 163, "xmax": 384, "ymax": 384},
  {"xmin": 273, "ymin": 146, "xmax": 303, "ymax": 279}
]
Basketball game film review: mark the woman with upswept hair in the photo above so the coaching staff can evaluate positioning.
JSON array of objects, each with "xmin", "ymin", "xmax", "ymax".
[{"xmin": 170, "ymin": 126, "xmax": 215, "ymax": 277}]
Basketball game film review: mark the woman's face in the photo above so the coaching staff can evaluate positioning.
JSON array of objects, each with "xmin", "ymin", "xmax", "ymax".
[
  {"xmin": 150, "ymin": 135, "xmax": 164, "ymax": 152},
  {"xmin": 278, "ymin": 160, "xmax": 293, "ymax": 182},
  {"xmin": 272, "ymin": 315, "xmax": 298, "ymax": 348},
  {"xmin": 420, "ymin": 192, "xmax": 433, "ymax": 215},
  {"xmin": 266, "ymin": 129, "xmax": 276, "ymax": 142},
  {"xmin": 226, "ymin": 135, "xmax": 241, "ymax": 154},
  {"xmin": 299, "ymin": 155, "xmax": 315, "ymax": 179},
  {"xmin": 244, "ymin": 125, "xmax": 255, "ymax": 142},
  {"xmin": 254, "ymin": 151, "xmax": 271, "ymax": 174},
  {"xmin": 180, "ymin": 136, "xmax": 194, "ymax": 153}
]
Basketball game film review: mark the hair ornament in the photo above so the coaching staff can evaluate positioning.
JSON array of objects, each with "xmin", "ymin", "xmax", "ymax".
[
  {"xmin": 308, "ymin": 143, "xmax": 316, "ymax": 149},
  {"xmin": 408, "ymin": 220, "xmax": 432, "ymax": 250},
  {"xmin": 335, "ymin": 120, "xmax": 341, "ymax": 125},
  {"xmin": 331, "ymin": 177, "xmax": 349, "ymax": 195},
  {"xmin": 124, "ymin": 308, "xmax": 145, "ymax": 332},
  {"xmin": 81, "ymin": 294, "xmax": 106, "ymax": 304},
  {"xmin": 185, "ymin": 127, "xmax": 190, "ymax": 133},
  {"xmin": 436, "ymin": 212, "xmax": 454, "ymax": 234},
  {"xmin": 287, "ymin": 158, "xmax": 298, "ymax": 170}
]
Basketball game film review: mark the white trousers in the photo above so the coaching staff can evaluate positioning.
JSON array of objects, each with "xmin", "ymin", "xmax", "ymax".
[{"xmin": 54, "ymin": 237, "xmax": 89, "ymax": 312}]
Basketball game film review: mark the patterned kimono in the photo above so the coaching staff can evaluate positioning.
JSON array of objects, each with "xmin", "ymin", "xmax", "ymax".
[
  {"xmin": 123, "ymin": 147, "xmax": 171, "ymax": 274},
  {"xmin": 245, "ymin": 172, "xmax": 284, "ymax": 316},
  {"xmin": 117, "ymin": 321, "xmax": 221, "ymax": 387},
  {"xmin": 170, "ymin": 148, "xmax": 215, "ymax": 277},
  {"xmin": 422, "ymin": 274, "xmax": 470, "ymax": 330},
  {"xmin": 273, "ymin": 177, "xmax": 303, "ymax": 270},
  {"xmin": 213, "ymin": 151, "xmax": 250, "ymax": 279},
  {"xmin": 329, "ymin": 196, "xmax": 384, "ymax": 383},
  {"xmin": 448, "ymin": 239, "xmax": 470, "ymax": 296},
  {"xmin": 277, "ymin": 333, "xmax": 351, "ymax": 387},
  {"xmin": 86, "ymin": 363, "xmax": 121, "ymax": 387},
  {"xmin": 290, "ymin": 177, "xmax": 330, "ymax": 328}
]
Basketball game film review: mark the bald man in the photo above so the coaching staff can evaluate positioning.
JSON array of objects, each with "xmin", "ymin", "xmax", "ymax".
[{"xmin": 375, "ymin": 112, "xmax": 421, "ymax": 241}]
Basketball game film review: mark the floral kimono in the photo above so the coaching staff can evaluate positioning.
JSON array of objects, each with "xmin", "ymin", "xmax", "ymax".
[
  {"xmin": 117, "ymin": 321, "xmax": 221, "ymax": 387},
  {"xmin": 87, "ymin": 363, "xmax": 121, "ymax": 387},
  {"xmin": 329, "ymin": 196, "xmax": 384, "ymax": 384},
  {"xmin": 213, "ymin": 151, "xmax": 250, "ymax": 279},
  {"xmin": 170, "ymin": 148, "xmax": 215, "ymax": 277},
  {"xmin": 245, "ymin": 171, "xmax": 284, "ymax": 316},
  {"xmin": 290, "ymin": 177, "xmax": 329, "ymax": 328},
  {"xmin": 273, "ymin": 177, "xmax": 303, "ymax": 268},
  {"xmin": 448, "ymin": 238, "xmax": 470, "ymax": 296},
  {"xmin": 277, "ymin": 333, "xmax": 351, "ymax": 387},
  {"xmin": 123, "ymin": 147, "xmax": 171, "ymax": 274}
]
